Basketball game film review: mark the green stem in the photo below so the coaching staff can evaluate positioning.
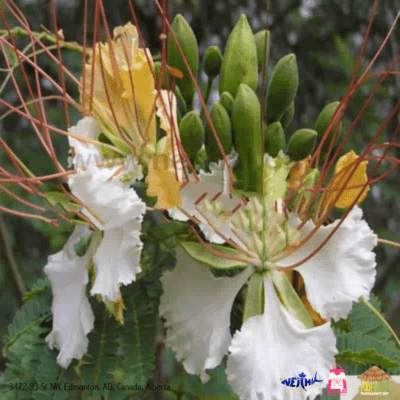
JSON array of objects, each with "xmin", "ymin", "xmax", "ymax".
[
  {"xmin": 176, "ymin": 370, "xmax": 186, "ymax": 400},
  {"xmin": 199, "ymin": 77, "xmax": 214, "ymax": 120},
  {"xmin": 0, "ymin": 27, "xmax": 84, "ymax": 54},
  {"xmin": 359, "ymin": 296, "xmax": 400, "ymax": 349}
]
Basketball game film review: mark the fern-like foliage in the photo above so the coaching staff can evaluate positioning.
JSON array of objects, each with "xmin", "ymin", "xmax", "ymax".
[
  {"xmin": 334, "ymin": 294, "xmax": 400, "ymax": 375},
  {"xmin": 3, "ymin": 279, "xmax": 52, "ymax": 354}
]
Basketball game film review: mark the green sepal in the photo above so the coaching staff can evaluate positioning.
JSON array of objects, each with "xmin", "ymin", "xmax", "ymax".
[
  {"xmin": 254, "ymin": 29, "xmax": 270, "ymax": 72},
  {"xmin": 219, "ymin": 14, "xmax": 258, "ymax": 97},
  {"xmin": 287, "ymin": 128, "xmax": 318, "ymax": 161},
  {"xmin": 270, "ymin": 270, "xmax": 314, "ymax": 328},
  {"xmin": 205, "ymin": 102, "xmax": 232, "ymax": 163},
  {"xmin": 232, "ymin": 83, "xmax": 263, "ymax": 194},
  {"xmin": 315, "ymin": 101, "xmax": 342, "ymax": 156},
  {"xmin": 243, "ymin": 273, "xmax": 264, "ymax": 323},
  {"xmin": 203, "ymin": 45, "xmax": 223, "ymax": 78},
  {"xmin": 220, "ymin": 91, "xmax": 234, "ymax": 115},
  {"xmin": 168, "ymin": 14, "xmax": 199, "ymax": 106},
  {"xmin": 179, "ymin": 111, "xmax": 205, "ymax": 161},
  {"xmin": 266, "ymin": 53, "xmax": 298, "ymax": 123},
  {"xmin": 178, "ymin": 241, "xmax": 252, "ymax": 270},
  {"xmin": 264, "ymin": 121, "xmax": 286, "ymax": 157},
  {"xmin": 280, "ymin": 101, "xmax": 295, "ymax": 130}
]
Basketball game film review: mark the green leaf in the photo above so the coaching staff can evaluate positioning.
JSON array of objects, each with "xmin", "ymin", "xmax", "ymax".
[
  {"xmin": 117, "ymin": 281, "xmax": 157, "ymax": 389},
  {"xmin": 179, "ymin": 241, "xmax": 252, "ymax": 270},
  {"xmin": 44, "ymin": 191, "xmax": 82, "ymax": 213},
  {"xmin": 3, "ymin": 283, "xmax": 52, "ymax": 354},
  {"xmin": 336, "ymin": 332, "xmax": 400, "ymax": 370},
  {"xmin": 270, "ymin": 270, "xmax": 314, "ymax": 329}
]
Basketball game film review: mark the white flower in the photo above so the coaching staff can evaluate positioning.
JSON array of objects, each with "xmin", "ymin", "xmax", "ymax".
[
  {"xmin": 68, "ymin": 164, "xmax": 146, "ymax": 301},
  {"xmin": 226, "ymin": 277, "xmax": 336, "ymax": 400},
  {"xmin": 68, "ymin": 116, "xmax": 103, "ymax": 170},
  {"xmin": 44, "ymin": 225, "xmax": 94, "ymax": 368},
  {"xmin": 159, "ymin": 206, "xmax": 377, "ymax": 399},
  {"xmin": 169, "ymin": 154, "xmax": 242, "ymax": 244},
  {"xmin": 278, "ymin": 206, "xmax": 377, "ymax": 321},
  {"xmin": 159, "ymin": 247, "xmax": 253, "ymax": 382}
]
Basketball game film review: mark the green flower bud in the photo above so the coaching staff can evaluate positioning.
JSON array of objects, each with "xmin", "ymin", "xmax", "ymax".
[
  {"xmin": 219, "ymin": 14, "xmax": 258, "ymax": 98},
  {"xmin": 168, "ymin": 14, "xmax": 199, "ymax": 106},
  {"xmin": 264, "ymin": 121, "xmax": 285, "ymax": 157},
  {"xmin": 280, "ymin": 101, "xmax": 295, "ymax": 130},
  {"xmin": 220, "ymin": 91, "xmax": 234, "ymax": 115},
  {"xmin": 315, "ymin": 101, "xmax": 342, "ymax": 155},
  {"xmin": 254, "ymin": 29, "xmax": 270, "ymax": 72},
  {"xmin": 287, "ymin": 129, "xmax": 318, "ymax": 161},
  {"xmin": 179, "ymin": 111, "xmax": 204, "ymax": 161},
  {"xmin": 205, "ymin": 102, "xmax": 232, "ymax": 163},
  {"xmin": 232, "ymin": 84, "xmax": 262, "ymax": 193},
  {"xmin": 266, "ymin": 54, "xmax": 298, "ymax": 123},
  {"xmin": 203, "ymin": 45, "xmax": 223, "ymax": 78},
  {"xmin": 154, "ymin": 61, "xmax": 170, "ymax": 89}
]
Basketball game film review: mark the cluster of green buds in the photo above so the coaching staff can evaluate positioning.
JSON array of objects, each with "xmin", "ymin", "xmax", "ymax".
[{"xmin": 168, "ymin": 13, "xmax": 343, "ymax": 197}]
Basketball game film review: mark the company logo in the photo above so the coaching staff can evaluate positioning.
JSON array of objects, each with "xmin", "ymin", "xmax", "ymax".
[
  {"xmin": 280, "ymin": 372, "xmax": 323, "ymax": 391},
  {"xmin": 327, "ymin": 365, "xmax": 347, "ymax": 395},
  {"xmin": 358, "ymin": 366, "xmax": 390, "ymax": 396}
]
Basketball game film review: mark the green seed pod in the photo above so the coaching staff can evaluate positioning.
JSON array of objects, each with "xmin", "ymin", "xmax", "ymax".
[
  {"xmin": 232, "ymin": 84, "xmax": 262, "ymax": 193},
  {"xmin": 254, "ymin": 29, "xmax": 270, "ymax": 72},
  {"xmin": 168, "ymin": 14, "xmax": 199, "ymax": 106},
  {"xmin": 315, "ymin": 102, "xmax": 342, "ymax": 155},
  {"xmin": 203, "ymin": 45, "xmax": 223, "ymax": 78},
  {"xmin": 287, "ymin": 129, "xmax": 318, "ymax": 161},
  {"xmin": 280, "ymin": 101, "xmax": 295, "ymax": 130},
  {"xmin": 266, "ymin": 54, "xmax": 298, "ymax": 123},
  {"xmin": 264, "ymin": 121, "xmax": 286, "ymax": 157},
  {"xmin": 153, "ymin": 61, "xmax": 173, "ymax": 90},
  {"xmin": 219, "ymin": 14, "xmax": 258, "ymax": 98},
  {"xmin": 179, "ymin": 111, "xmax": 205, "ymax": 161},
  {"xmin": 220, "ymin": 91, "xmax": 234, "ymax": 115},
  {"xmin": 205, "ymin": 102, "xmax": 232, "ymax": 163}
]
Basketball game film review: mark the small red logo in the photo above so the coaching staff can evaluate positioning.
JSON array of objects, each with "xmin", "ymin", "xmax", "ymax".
[{"xmin": 327, "ymin": 365, "xmax": 347, "ymax": 395}]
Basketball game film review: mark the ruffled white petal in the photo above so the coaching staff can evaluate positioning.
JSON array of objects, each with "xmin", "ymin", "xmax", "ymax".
[
  {"xmin": 91, "ymin": 220, "xmax": 143, "ymax": 301},
  {"xmin": 68, "ymin": 164, "xmax": 146, "ymax": 230},
  {"xmin": 277, "ymin": 206, "xmax": 377, "ymax": 321},
  {"xmin": 159, "ymin": 247, "xmax": 252, "ymax": 382},
  {"xmin": 68, "ymin": 117, "xmax": 102, "ymax": 169},
  {"xmin": 169, "ymin": 157, "xmax": 242, "ymax": 244},
  {"xmin": 44, "ymin": 225, "xmax": 94, "ymax": 368},
  {"xmin": 226, "ymin": 276, "xmax": 337, "ymax": 400}
]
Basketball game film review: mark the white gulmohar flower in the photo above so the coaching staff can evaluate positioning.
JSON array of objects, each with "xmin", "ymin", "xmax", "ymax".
[
  {"xmin": 169, "ymin": 153, "xmax": 242, "ymax": 244},
  {"xmin": 279, "ymin": 206, "xmax": 377, "ymax": 321},
  {"xmin": 226, "ymin": 277, "xmax": 336, "ymax": 400},
  {"xmin": 160, "ymin": 200, "xmax": 377, "ymax": 399},
  {"xmin": 67, "ymin": 117, "xmax": 146, "ymax": 302},
  {"xmin": 159, "ymin": 248, "xmax": 253, "ymax": 382},
  {"xmin": 44, "ymin": 225, "xmax": 94, "ymax": 368},
  {"xmin": 68, "ymin": 163, "xmax": 146, "ymax": 301}
]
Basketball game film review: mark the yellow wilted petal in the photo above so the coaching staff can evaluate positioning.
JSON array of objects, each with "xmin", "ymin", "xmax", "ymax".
[
  {"xmin": 146, "ymin": 155, "xmax": 182, "ymax": 209},
  {"xmin": 81, "ymin": 22, "xmax": 156, "ymax": 151},
  {"xmin": 287, "ymin": 156, "xmax": 311, "ymax": 190},
  {"xmin": 327, "ymin": 150, "xmax": 369, "ymax": 209}
]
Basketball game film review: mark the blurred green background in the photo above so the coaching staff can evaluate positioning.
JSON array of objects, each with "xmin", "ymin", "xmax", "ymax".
[{"xmin": 0, "ymin": 0, "xmax": 399, "ymax": 386}]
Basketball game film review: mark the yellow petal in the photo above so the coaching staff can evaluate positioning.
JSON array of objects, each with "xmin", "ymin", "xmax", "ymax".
[
  {"xmin": 81, "ymin": 22, "xmax": 156, "ymax": 151},
  {"xmin": 146, "ymin": 155, "xmax": 182, "ymax": 209},
  {"xmin": 326, "ymin": 150, "xmax": 369, "ymax": 208}
]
